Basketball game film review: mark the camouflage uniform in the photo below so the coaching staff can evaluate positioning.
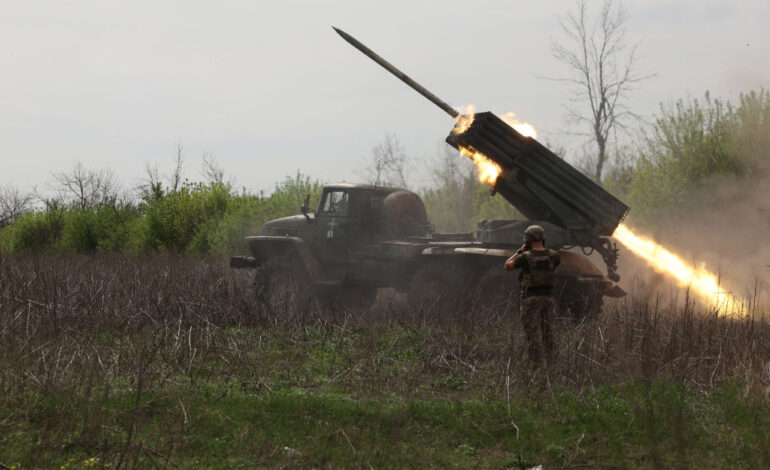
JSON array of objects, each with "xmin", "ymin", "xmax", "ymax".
[{"xmin": 512, "ymin": 248, "xmax": 560, "ymax": 365}]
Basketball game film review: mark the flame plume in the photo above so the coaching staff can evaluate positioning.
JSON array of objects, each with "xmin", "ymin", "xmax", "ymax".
[
  {"xmin": 499, "ymin": 112, "xmax": 538, "ymax": 139},
  {"xmin": 452, "ymin": 106, "xmax": 536, "ymax": 184},
  {"xmin": 613, "ymin": 224, "xmax": 744, "ymax": 315},
  {"xmin": 451, "ymin": 104, "xmax": 476, "ymax": 135},
  {"xmin": 451, "ymin": 107, "xmax": 538, "ymax": 139},
  {"xmin": 459, "ymin": 147, "xmax": 501, "ymax": 185}
]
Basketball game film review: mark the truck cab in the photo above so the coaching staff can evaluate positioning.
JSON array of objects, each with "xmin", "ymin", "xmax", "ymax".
[{"xmin": 235, "ymin": 183, "xmax": 413, "ymax": 277}]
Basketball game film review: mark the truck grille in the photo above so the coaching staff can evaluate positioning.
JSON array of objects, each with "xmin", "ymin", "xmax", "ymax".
[{"xmin": 272, "ymin": 227, "xmax": 298, "ymax": 237}]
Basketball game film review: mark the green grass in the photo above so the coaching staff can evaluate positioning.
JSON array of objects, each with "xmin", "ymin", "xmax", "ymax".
[{"xmin": 2, "ymin": 332, "xmax": 769, "ymax": 469}]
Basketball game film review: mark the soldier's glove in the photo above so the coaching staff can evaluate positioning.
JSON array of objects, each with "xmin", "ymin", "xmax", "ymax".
[{"xmin": 515, "ymin": 248, "xmax": 523, "ymax": 255}]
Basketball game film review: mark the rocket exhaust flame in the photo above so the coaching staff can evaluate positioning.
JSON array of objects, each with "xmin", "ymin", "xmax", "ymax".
[
  {"xmin": 459, "ymin": 146, "xmax": 501, "ymax": 185},
  {"xmin": 453, "ymin": 108, "xmax": 535, "ymax": 184},
  {"xmin": 452, "ymin": 105, "xmax": 476, "ymax": 135},
  {"xmin": 613, "ymin": 224, "xmax": 744, "ymax": 315},
  {"xmin": 452, "ymin": 108, "xmax": 538, "ymax": 139},
  {"xmin": 499, "ymin": 112, "xmax": 538, "ymax": 139}
]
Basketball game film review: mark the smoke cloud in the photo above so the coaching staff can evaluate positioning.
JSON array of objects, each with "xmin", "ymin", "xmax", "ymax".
[{"xmin": 617, "ymin": 164, "xmax": 770, "ymax": 308}]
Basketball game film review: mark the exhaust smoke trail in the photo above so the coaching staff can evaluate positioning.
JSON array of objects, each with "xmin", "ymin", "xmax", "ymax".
[{"xmin": 612, "ymin": 224, "xmax": 744, "ymax": 314}]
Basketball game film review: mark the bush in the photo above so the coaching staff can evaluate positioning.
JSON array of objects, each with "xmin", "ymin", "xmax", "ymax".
[
  {"xmin": 137, "ymin": 172, "xmax": 323, "ymax": 255},
  {"xmin": 204, "ymin": 173, "xmax": 324, "ymax": 255},
  {"xmin": 1, "ymin": 203, "xmax": 66, "ymax": 252},
  {"xmin": 59, "ymin": 204, "xmax": 139, "ymax": 253},
  {"xmin": 606, "ymin": 89, "xmax": 770, "ymax": 223},
  {"xmin": 140, "ymin": 183, "xmax": 233, "ymax": 253},
  {"xmin": 60, "ymin": 208, "xmax": 100, "ymax": 253}
]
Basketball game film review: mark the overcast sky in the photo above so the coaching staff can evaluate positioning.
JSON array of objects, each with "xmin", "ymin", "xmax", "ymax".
[{"xmin": 1, "ymin": 0, "xmax": 767, "ymax": 194}]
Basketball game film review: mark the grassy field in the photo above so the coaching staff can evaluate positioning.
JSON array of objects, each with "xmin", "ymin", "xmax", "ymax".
[{"xmin": 1, "ymin": 254, "xmax": 769, "ymax": 469}]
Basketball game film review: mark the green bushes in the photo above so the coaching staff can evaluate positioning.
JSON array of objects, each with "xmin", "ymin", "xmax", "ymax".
[
  {"xmin": 60, "ymin": 205, "xmax": 138, "ymax": 253},
  {"xmin": 141, "ymin": 182, "xmax": 233, "ymax": 253},
  {"xmin": 2, "ymin": 201, "xmax": 66, "ymax": 252},
  {"xmin": 190, "ymin": 173, "xmax": 324, "ymax": 255},
  {"xmin": 0, "ymin": 173, "xmax": 323, "ymax": 256},
  {"xmin": 608, "ymin": 89, "xmax": 770, "ymax": 223}
]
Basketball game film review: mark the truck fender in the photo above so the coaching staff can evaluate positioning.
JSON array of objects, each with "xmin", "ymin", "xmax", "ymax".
[
  {"xmin": 452, "ymin": 247, "xmax": 626, "ymax": 298},
  {"xmin": 244, "ymin": 236, "xmax": 325, "ymax": 283}
]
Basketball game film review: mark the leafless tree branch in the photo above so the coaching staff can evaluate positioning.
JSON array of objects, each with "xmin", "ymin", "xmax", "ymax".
[
  {"xmin": 201, "ymin": 152, "xmax": 226, "ymax": 185},
  {"xmin": 168, "ymin": 143, "xmax": 185, "ymax": 192},
  {"xmin": 51, "ymin": 161, "xmax": 119, "ymax": 209},
  {"xmin": 364, "ymin": 134, "xmax": 411, "ymax": 189},
  {"xmin": 546, "ymin": 0, "xmax": 654, "ymax": 181},
  {"xmin": 0, "ymin": 185, "xmax": 33, "ymax": 227}
]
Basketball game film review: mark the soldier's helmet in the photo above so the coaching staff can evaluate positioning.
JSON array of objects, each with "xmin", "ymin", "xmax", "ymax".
[{"xmin": 523, "ymin": 225, "xmax": 546, "ymax": 243}]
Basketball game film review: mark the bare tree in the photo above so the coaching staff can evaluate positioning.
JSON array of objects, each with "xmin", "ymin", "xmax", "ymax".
[
  {"xmin": 51, "ymin": 161, "xmax": 119, "ymax": 209},
  {"xmin": 168, "ymin": 142, "xmax": 185, "ymax": 191},
  {"xmin": 365, "ymin": 134, "xmax": 411, "ymax": 188},
  {"xmin": 549, "ymin": 0, "xmax": 652, "ymax": 181},
  {"xmin": 201, "ymin": 152, "xmax": 226, "ymax": 185},
  {"xmin": 139, "ymin": 143, "xmax": 189, "ymax": 200},
  {"xmin": 141, "ymin": 161, "xmax": 163, "ymax": 197},
  {"xmin": 0, "ymin": 184, "xmax": 33, "ymax": 227}
]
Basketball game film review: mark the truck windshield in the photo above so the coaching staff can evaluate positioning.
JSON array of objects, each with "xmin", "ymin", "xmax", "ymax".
[{"xmin": 320, "ymin": 190, "xmax": 349, "ymax": 215}]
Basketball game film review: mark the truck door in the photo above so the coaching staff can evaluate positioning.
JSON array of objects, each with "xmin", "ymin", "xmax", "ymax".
[{"xmin": 314, "ymin": 189, "xmax": 351, "ymax": 264}]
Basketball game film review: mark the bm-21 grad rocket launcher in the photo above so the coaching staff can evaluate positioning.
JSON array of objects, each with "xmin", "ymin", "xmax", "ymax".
[{"xmin": 334, "ymin": 27, "xmax": 628, "ymax": 281}]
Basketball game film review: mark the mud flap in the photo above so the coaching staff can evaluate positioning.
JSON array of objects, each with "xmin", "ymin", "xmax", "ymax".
[{"xmin": 604, "ymin": 284, "xmax": 627, "ymax": 298}]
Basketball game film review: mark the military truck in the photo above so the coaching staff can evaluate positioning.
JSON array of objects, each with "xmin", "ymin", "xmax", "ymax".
[
  {"xmin": 230, "ymin": 29, "xmax": 631, "ymax": 315},
  {"xmin": 230, "ymin": 180, "xmax": 625, "ymax": 317}
]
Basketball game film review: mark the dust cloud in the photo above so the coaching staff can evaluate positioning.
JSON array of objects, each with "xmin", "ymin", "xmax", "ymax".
[{"xmin": 616, "ymin": 165, "xmax": 770, "ymax": 308}]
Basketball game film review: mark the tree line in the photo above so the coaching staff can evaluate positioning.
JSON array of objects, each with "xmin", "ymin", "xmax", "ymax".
[{"xmin": 0, "ymin": 88, "xmax": 767, "ymax": 256}]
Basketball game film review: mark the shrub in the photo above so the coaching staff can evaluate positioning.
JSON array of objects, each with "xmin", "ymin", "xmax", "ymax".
[
  {"xmin": 2, "ymin": 203, "xmax": 66, "ymax": 252},
  {"xmin": 607, "ymin": 89, "xmax": 770, "ymax": 223},
  {"xmin": 141, "ymin": 183, "xmax": 233, "ymax": 253}
]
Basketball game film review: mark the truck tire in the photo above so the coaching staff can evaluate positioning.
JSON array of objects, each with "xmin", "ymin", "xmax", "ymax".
[
  {"xmin": 553, "ymin": 251, "xmax": 607, "ymax": 321},
  {"xmin": 316, "ymin": 286, "xmax": 378, "ymax": 311},
  {"xmin": 260, "ymin": 256, "xmax": 313, "ymax": 312},
  {"xmin": 472, "ymin": 266, "xmax": 520, "ymax": 314},
  {"xmin": 556, "ymin": 282, "xmax": 603, "ymax": 321},
  {"xmin": 407, "ymin": 262, "xmax": 472, "ymax": 313}
]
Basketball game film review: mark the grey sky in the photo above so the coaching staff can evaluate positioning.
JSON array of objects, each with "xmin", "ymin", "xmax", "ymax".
[{"xmin": 1, "ymin": 0, "xmax": 767, "ymax": 194}]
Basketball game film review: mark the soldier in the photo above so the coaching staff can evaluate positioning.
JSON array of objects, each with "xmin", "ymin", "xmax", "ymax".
[{"xmin": 504, "ymin": 225, "xmax": 560, "ymax": 365}]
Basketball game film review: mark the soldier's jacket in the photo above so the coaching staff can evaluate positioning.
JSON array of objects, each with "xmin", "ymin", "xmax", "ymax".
[{"xmin": 512, "ymin": 249, "xmax": 560, "ymax": 298}]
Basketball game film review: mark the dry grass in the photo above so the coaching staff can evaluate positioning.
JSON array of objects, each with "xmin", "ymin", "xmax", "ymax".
[
  {"xmin": 1, "ymin": 252, "xmax": 769, "ymax": 395},
  {"xmin": 1, "ymin": 252, "xmax": 769, "ymax": 467}
]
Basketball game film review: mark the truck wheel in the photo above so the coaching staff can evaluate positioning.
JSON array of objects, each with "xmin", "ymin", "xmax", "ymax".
[
  {"xmin": 254, "ymin": 267, "xmax": 269, "ymax": 303},
  {"xmin": 261, "ymin": 257, "xmax": 313, "ymax": 311},
  {"xmin": 472, "ymin": 266, "xmax": 520, "ymax": 314},
  {"xmin": 408, "ymin": 263, "xmax": 471, "ymax": 313},
  {"xmin": 557, "ymin": 282, "xmax": 603, "ymax": 321},
  {"xmin": 316, "ymin": 286, "xmax": 378, "ymax": 311}
]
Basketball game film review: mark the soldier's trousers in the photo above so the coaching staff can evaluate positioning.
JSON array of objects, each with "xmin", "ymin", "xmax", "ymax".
[{"xmin": 520, "ymin": 295, "xmax": 555, "ymax": 365}]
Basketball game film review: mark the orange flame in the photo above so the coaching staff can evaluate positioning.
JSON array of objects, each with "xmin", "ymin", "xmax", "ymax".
[
  {"xmin": 613, "ymin": 223, "xmax": 744, "ymax": 315},
  {"xmin": 459, "ymin": 146, "xmax": 501, "ymax": 185},
  {"xmin": 452, "ymin": 106, "xmax": 538, "ymax": 140},
  {"xmin": 499, "ymin": 112, "xmax": 538, "ymax": 139},
  {"xmin": 451, "ymin": 105, "xmax": 536, "ymax": 184},
  {"xmin": 452, "ymin": 104, "xmax": 476, "ymax": 135}
]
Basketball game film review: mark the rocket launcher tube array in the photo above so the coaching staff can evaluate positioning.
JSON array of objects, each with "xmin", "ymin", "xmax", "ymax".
[
  {"xmin": 446, "ymin": 112, "xmax": 629, "ymax": 240},
  {"xmin": 332, "ymin": 27, "xmax": 628, "ymax": 243}
]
